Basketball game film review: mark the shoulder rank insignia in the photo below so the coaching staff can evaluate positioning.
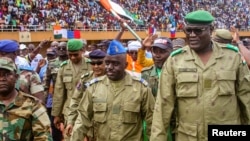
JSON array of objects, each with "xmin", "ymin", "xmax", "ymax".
[
  {"xmin": 226, "ymin": 44, "xmax": 239, "ymax": 52},
  {"xmin": 81, "ymin": 72, "xmax": 90, "ymax": 79},
  {"xmin": 140, "ymin": 78, "xmax": 148, "ymax": 86},
  {"xmin": 84, "ymin": 78, "xmax": 99, "ymax": 88},
  {"xmin": 170, "ymin": 48, "xmax": 183, "ymax": 57},
  {"xmin": 60, "ymin": 60, "xmax": 68, "ymax": 67}
]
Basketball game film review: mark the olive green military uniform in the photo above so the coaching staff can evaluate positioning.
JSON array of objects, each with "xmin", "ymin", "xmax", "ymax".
[
  {"xmin": 51, "ymin": 58, "xmax": 91, "ymax": 122},
  {"xmin": 67, "ymin": 71, "xmax": 94, "ymax": 125},
  {"xmin": 150, "ymin": 42, "xmax": 250, "ymax": 141},
  {"xmin": 71, "ymin": 73, "xmax": 155, "ymax": 141},
  {"xmin": 141, "ymin": 66, "xmax": 159, "ymax": 97},
  {"xmin": 43, "ymin": 57, "xmax": 64, "ymax": 92}
]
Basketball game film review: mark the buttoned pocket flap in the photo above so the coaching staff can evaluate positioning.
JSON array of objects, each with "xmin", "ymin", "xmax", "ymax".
[
  {"xmin": 63, "ymin": 76, "xmax": 72, "ymax": 82},
  {"xmin": 177, "ymin": 73, "xmax": 199, "ymax": 83},
  {"xmin": 124, "ymin": 102, "xmax": 140, "ymax": 112},
  {"xmin": 93, "ymin": 103, "xmax": 107, "ymax": 112}
]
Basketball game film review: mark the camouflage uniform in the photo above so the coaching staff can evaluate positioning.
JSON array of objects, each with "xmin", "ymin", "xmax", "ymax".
[
  {"xmin": 0, "ymin": 91, "xmax": 52, "ymax": 141},
  {"xmin": 71, "ymin": 74, "xmax": 155, "ymax": 141},
  {"xmin": 150, "ymin": 42, "xmax": 250, "ymax": 141},
  {"xmin": 67, "ymin": 71, "xmax": 94, "ymax": 125},
  {"xmin": 141, "ymin": 65, "xmax": 159, "ymax": 97},
  {"xmin": 43, "ymin": 57, "xmax": 64, "ymax": 93},
  {"xmin": 51, "ymin": 58, "xmax": 91, "ymax": 122}
]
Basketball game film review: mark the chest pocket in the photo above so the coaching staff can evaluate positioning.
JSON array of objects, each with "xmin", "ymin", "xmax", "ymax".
[
  {"xmin": 122, "ymin": 102, "xmax": 140, "ymax": 123},
  {"xmin": 63, "ymin": 76, "xmax": 72, "ymax": 90},
  {"xmin": 93, "ymin": 103, "xmax": 107, "ymax": 123},
  {"xmin": 176, "ymin": 73, "xmax": 199, "ymax": 97},
  {"xmin": 216, "ymin": 71, "xmax": 236, "ymax": 95}
]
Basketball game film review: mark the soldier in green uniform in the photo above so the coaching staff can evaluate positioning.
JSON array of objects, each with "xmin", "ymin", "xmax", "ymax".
[
  {"xmin": 51, "ymin": 39, "xmax": 91, "ymax": 140},
  {"xmin": 65, "ymin": 49, "xmax": 106, "ymax": 140},
  {"xmin": 43, "ymin": 41, "xmax": 68, "ymax": 141},
  {"xmin": 0, "ymin": 57, "xmax": 52, "ymax": 141},
  {"xmin": 71, "ymin": 40, "xmax": 155, "ymax": 141},
  {"xmin": 141, "ymin": 37, "xmax": 174, "ymax": 141},
  {"xmin": 150, "ymin": 10, "xmax": 250, "ymax": 141}
]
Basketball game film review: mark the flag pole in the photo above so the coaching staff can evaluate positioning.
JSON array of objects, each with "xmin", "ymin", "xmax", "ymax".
[{"xmin": 110, "ymin": 9, "xmax": 142, "ymax": 42}]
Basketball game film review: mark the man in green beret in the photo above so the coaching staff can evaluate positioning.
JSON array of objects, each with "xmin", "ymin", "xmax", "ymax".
[
  {"xmin": 151, "ymin": 10, "xmax": 250, "ymax": 141},
  {"xmin": 51, "ymin": 39, "xmax": 91, "ymax": 141}
]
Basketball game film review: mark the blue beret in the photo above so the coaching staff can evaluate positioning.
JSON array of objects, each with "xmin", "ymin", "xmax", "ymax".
[
  {"xmin": 89, "ymin": 49, "xmax": 106, "ymax": 59},
  {"xmin": 0, "ymin": 40, "xmax": 19, "ymax": 52},
  {"xmin": 107, "ymin": 40, "xmax": 126, "ymax": 55},
  {"xmin": 185, "ymin": 10, "xmax": 214, "ymax": 24}
]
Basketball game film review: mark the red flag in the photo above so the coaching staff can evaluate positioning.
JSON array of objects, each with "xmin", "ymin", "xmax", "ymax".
[{"xmin": 74, "ymin": 30, "xmax": 81, "ymax": 39}]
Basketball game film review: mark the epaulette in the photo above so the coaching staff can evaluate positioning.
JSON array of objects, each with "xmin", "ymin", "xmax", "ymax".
[
  {"xmin": 84, "ymin": 77, "xmax": 101, "ymax": 88},
  {"xmin": 170, "ymin": 48, "xmax": 184, "ymax": 57},
  {"xmin": 81, "ymin": 72, "xmax": 90, "ymax": 79},
  {"xmin": 86, "ymin": 58, "xmax": 91, "ymax": 63},
  {"xmin": 60, "ymin": 60, "xmax": 68, "ymax": 67},
  {"xmin": 132, "ymin": 77, "xmax": 148, "ymax": 86},
  {"xmin": 141, "ymin": 65, "xmax": 154, "ymax": 72},
  {"xmin": 226, "ymin": 44, "xmax": 239, "ymax": 52}
]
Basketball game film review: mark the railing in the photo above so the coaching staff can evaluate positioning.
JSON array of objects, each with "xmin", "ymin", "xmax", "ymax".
[{"xmin": 1, "ymin": 24, "xmax": 250, "ymax": 32}]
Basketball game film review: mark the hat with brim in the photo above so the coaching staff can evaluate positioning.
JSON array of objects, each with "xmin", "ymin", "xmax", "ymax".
[
  {"xmin": 151, "ymin": 37, "xmax": 173, "ymax": 49},
  {"xmin": 0, "ymin": 57, "xmax": 17, "ymax": 72}
]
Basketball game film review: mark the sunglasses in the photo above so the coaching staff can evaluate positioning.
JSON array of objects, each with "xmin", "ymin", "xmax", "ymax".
[
  {"xmin": 57, "ymin": 47, "xmax": 66, "ymax": 51},
  {"xmin": 184, "ymin": 27, "xmax": 207, "ymax": 35},
  {"xmin": 90, "ymin": 61, "xmax": 103, "ymax": 66}
]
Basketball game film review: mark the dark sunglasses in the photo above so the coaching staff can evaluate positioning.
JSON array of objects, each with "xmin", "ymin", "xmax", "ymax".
[
  {"xmin": 57, "ymin": 47, "xmax": 66, "ymax": 51},
  {"xmin": 90, "ymin": 61, "xmax": 103, "ymax": 66},
  {"xmin": 184, "ymin": 27, "xmax": 207, "ymax": 35}
]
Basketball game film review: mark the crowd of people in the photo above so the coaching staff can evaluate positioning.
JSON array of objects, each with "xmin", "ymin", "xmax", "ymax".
[
  {"xmin": 1, "ymin": 3, "xmax": 250, "ymax": 141},
  {"xmin": 0, "ymin": 0, "xmax": 250, "ymax": 31}
]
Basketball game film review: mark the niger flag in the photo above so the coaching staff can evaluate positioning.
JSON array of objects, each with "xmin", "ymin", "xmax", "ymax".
[{"xmin": 53, "ymin": 25, "xmax": 62, "ymax": 39}]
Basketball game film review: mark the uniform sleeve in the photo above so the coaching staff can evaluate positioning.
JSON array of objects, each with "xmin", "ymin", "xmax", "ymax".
[
  {"xmin": 141, "ymin": 85, "xmax": 155, "ymax": 139},
  {"xmin": 71, "ymin": 87, "xmax": 93, "ymax": 141},
  {"xmin": 67, "ymin": 79, "xmax": 85, "ymax": 125},
  {"xmin": 30, "ymin": 72, "xmax": 44, "ymax": 94},
  {"xmin": 236, "ymin": 60, "xmax": 250, "ymax": 124},
  {"xmin": 51, "ymin": 67, "xmax": 66, "ymax": 116},
  {"xmin": 137, "ymin": 48, "xmax": 154, "ymax": 67},
  {"xmin": 43, "ymin": 62, "xmax": 52, "ymax": 91},
  {"xmin": 32, "ymin": 103, "xmax": 53, "ymax": 141},
  {"xmin": 150, "ymin": 57, "xmax": 176, "ymax": 141}
]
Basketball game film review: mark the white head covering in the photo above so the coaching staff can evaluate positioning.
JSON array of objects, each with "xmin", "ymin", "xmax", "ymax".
[
  {"xmin": 127, "ymin": 41, "xmax": 141, "ymax": 51},
  {"xmin": 19, "ymin": 44, "xmax": 27, "ymax": 50}
]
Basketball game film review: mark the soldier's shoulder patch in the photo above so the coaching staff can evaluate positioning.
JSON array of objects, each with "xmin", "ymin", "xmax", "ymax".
[
  {"xmin": 81, "ymin": 72, "xmax": 90, "ymax": 79},
  {"xmin": 84, "ymin": 76, "xmax": 104, "ymax": 88},
  {"xmin": 170, "ymin": 48, "xmax": 184, "ymax": 57},
  {"xmin": 60, "ymin": 60, "xmax": 68, "ymax": 67},
  {"xmin": 141, "ymin": 65, "xmax": 154, "ymax": 72},
  {"xmin": 225, "ymin": 44, "xmax": 239, "ymax": 52},
  {"xmin": 132, "ymin": 77, "xmax": 148, "ymax": 86}
]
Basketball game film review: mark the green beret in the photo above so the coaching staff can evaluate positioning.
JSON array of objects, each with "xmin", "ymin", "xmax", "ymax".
[
  {"xmin": 67, "ymin": 39, "xmax": 84, "ymax": 51},
  {"xmin": 185, "ymin": 10, "xmax": 214, "ymax": 24},
  {"xmin": 214, "ymin": 29, "xmax": 232, "ymax": 40}
]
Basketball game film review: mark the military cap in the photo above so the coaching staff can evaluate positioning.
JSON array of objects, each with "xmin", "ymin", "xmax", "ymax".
[
  {"xmin": 89, "ymin": 49, "xmax": 106, "ymax": 59},
  {"xmin": 67, "ymin": 39, "xmax": 84, "ymax": 51},
  {"xmin": 127, "ymin": 41, "xmax": 141, "ymax": 51},
  {"xmin": 107, "ymin": 40, "xmax": 126, "ymax": 55},
  {"xmin": 242, "ymin": 38, "xmax": 250, "ymax": 46},
  {"xmin": 46, "ymin": 47, "xmax": 57, "ymax": 55},
  {"xmin": 214, "ymin": 29, "xmax": 232, "ymax": 40},
  {"xmin": 152, "ymin": 37, "xmax": 173, "ymax": 49},
  {"xmin": 172, "ymin": 38, "xmax": 185, "ymax": 48},
  {"xmin": 0, "ymin": 57, "xmax": 17, "ymax": 72},
  {"xmin": 0, "ymin": 40, "xmax": 19, "ymax": 52},
  {"xmin": 185, "ymin": 10, "xmax": 215, "ymax": 24}
]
